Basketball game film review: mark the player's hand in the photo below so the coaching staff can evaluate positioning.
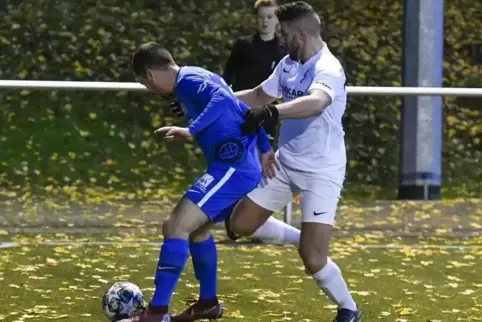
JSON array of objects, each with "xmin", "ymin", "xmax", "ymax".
[
  {"xmin": 260, "ymin": 149, "xmax": 277, "ymax": 179},
  {"xmin": 241, "ymin": 104, "xmax": 279, "ymax": 135},
  {"xmin": 170, "ymin": 100, "xmax": 185, "ymax": 117},
  {"xmin": 154, "ymin": 126, "xmax": 192, "ymax": 142}
]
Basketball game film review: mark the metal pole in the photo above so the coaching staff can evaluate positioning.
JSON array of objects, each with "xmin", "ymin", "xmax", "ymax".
[
  {"xmin": 399, "ymin": 0, "xmax": 444, "ymax": 200},
  {"xmin": 283, "ymin": 202, "xmax": 293, "ymax": 226}
]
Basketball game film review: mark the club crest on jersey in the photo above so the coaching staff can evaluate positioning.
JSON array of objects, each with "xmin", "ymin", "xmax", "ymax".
[
  {"xmin": 215, "ymin": 138, "xmax": 245, "ymax": 163},
  {"xmin": 281, "ymin": 84, "xmax": 305, "ymax": 99}
]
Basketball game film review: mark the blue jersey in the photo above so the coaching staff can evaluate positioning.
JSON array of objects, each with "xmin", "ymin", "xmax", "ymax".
[{"xmin": 174, "ymin": 66, "xmax": 271, "ymax": 174}]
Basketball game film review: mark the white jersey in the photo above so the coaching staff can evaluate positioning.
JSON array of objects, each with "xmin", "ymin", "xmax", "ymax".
[{"xmin": 261, "ymin": 43, "xmax": 347, "ymax": 175}]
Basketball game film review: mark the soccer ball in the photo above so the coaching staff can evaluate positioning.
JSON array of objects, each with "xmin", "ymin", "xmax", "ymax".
[{"xmin": 102, "ymin": 281, "xmax": 147, "ymax": 321}]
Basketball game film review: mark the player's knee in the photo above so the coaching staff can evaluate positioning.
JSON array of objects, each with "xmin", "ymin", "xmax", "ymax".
[
  {"xmin": 299, "ymin": 247, "xmax": 328, "ymax": 274},
  {"xmin": 302, "ymin": 254, "xmax": 328, "ymax": 274},
  {"xmin": 229, "ymin": 214, "xmax": 257, "ymax": 237},
  {"xmin": 189, "ymin": 230, "xmax": 211, "ymax": 243},
  {"xmin": 229, "ymin": 198, "xmax": 269, "ymax": 237},
  {"xmin": 162, "ymin": 216, "xmax": 189, "ymax": 239}
]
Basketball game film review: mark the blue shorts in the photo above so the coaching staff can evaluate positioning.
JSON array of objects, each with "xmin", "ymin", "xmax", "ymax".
[{"xmin": 184, "ymin": 167, "xmax": 260, "ymax": 222}]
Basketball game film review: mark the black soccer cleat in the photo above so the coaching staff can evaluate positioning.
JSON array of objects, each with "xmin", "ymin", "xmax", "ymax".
[
  {"xmin": 171, "ymin": 300, "xmax": 223, "ymax": 322},
  {"xmin": 333, "ymin": 305, "xmax": 361, "ymax": 322}
]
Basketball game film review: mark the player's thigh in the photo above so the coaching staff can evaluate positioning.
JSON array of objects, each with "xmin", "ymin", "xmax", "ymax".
[
  {"xmin": 245, "ymin": 162, "xmax": 294, "ymax": 214},
  {"xmin": 230, "ymin": 169, "xmax": 293, "ymax": 235},
  {"xmin": 299, "ymin": 177, "xmax": 342, "ymax": 226},
  {"xmin": 228, "ymin": 196, "xmax": 274, "ymax": 236},
  {"xmin": 188, "ymin": 201, "xmax": 237, "ymax": 243},
  {"xmin": 164, "ymin": 197, "xmax": 211, "ymax": 238},
  {"xmin": 298, "ymin": 178, "xmax": 342, "ymax": 272}
]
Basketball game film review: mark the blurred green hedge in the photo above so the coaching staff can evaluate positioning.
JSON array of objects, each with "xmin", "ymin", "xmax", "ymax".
[{"xmin": 0, "ymin": 0, "xmax": 480, "ymax": 200}]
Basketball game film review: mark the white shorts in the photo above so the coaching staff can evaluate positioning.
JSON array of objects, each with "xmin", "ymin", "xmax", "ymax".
[{"xmin": 247, "ymin": 156, "xmax": 344, "ymax": 225}]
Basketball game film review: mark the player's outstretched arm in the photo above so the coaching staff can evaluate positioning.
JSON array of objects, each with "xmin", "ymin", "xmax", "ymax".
[
  {"xmin": 236, "ymin": 56, "xmax": 282, "ymax": 108},
  {"xmin": 154, "ymin": 126, "xmax": 192, "ymax": 142},
  {"xmin": 275, "ymin": 89, "xmax": 331, "ymax": 119},
  {"xmin": 235, "ymin": 85, "xmax": 278, "ymax": 108}
]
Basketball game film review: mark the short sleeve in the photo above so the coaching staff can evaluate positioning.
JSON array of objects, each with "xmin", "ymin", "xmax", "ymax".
[
  {"xmin": 260, "ymin": 58, "xmax": 285, "ymax": 99},
  {"xmin": 307, "ymin": 70, "xmax": 336, "ymax": 101}
]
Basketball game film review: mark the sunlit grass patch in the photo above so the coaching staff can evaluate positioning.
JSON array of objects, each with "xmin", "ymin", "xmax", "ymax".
[{"xmin": 1, "ymin": 240, "xmax": 482, "ymax": 321}]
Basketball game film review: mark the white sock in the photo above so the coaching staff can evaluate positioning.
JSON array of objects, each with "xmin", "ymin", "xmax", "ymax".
[
  {"xmin": 313, "ymin": 258, "xmax": 357, "ymax": 311},
  {"xmin": 249, "ymin": 216, "xmax": 300, "ymax": 247}
]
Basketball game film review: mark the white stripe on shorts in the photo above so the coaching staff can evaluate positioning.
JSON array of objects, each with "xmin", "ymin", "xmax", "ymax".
[{"xmin": 197, "ymin": 167, "xmax": 236, "ymax": 207}]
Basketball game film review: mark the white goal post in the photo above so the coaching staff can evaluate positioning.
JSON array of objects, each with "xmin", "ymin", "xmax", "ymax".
[{"xmin": 1, "ymin": 80, "xmax": 481, "ymax": 225}]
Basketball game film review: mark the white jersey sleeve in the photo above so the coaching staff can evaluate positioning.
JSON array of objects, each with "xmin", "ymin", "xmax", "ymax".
[
  {"xmin": 260, "ymin": 57, "xmax": 287, "ymax": 99},
  {"xmin": 307, "ymin": 69, "xmax": 336, "ymax": 101}
]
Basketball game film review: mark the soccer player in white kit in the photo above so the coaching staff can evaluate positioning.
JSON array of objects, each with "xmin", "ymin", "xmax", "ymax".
[{"xmin": 228, "ymin": 1, "xmax": 361, "ymax": 321}]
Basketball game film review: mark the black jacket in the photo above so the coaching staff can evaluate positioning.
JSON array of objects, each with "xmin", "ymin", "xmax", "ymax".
[{"xmin": 223, "ymin": 33, "xmax": 287, "ymax": 92}]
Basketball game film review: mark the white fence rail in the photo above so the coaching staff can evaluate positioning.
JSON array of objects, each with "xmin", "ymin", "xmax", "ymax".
[
  {"xmin": 1, "ymin": 80, "xmax": 482, "ymax": 96},
  {"xmin": 1, "ymin": 80, "xmax": 481, "ymax": 225}
]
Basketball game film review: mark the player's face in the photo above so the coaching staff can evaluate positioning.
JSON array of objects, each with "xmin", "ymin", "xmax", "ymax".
[
  {"xmin": 140, "ymin": 69, "xmax": 172, "ymax": 95},
  {"xmin": 256, "ymin": 6, "xmax": 278, "ymax": 35},
  {"xmin": 280, "ymin": 22, "xmax": 303, "ymax": 61}
]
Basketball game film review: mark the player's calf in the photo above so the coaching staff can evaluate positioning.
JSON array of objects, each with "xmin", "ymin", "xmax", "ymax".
[
  {"xmin": 300, "ymin": 222, "xmax": 359, "ymax": 317},
  {"xmin": 185, "ymin": 223, "xmax": 221, "ymax": 315},
  {"xmin": 147, "ymin": 198, "xmax": 211, "ymax": 318},
  {"xmin": 299, "ymin": 222, "xmax": 331, "ymax": 273}
]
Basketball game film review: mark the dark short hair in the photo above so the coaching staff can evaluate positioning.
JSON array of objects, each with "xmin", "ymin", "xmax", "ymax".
[
  {"xmin": 132, "ymin": 42, "xmax": 175, "ymax": 77},
  {"xmin": 275, "ymin": 1, "xmax": 315, "ymax": 23}
]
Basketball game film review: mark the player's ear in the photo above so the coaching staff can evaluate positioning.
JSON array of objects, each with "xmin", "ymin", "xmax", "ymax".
[
  {"xmin": 299, "ymin": 29, "xmax": 308, "ymax": 42},
  {"xmin": 145, "ymin": 68, "xmax": 154, "ymax": 81}
]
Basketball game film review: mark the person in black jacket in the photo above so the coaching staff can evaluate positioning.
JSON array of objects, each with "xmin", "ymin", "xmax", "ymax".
[
  {"xmin": 223, "ymin": 0, "xmax": 286, "ymax": 92},
  {"xmin": 223, "ymin": 0, "xmax": 286, "ymax": 143}
]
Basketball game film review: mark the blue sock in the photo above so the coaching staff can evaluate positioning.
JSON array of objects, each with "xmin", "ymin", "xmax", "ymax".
[
  {"xmin": 151, "ymin": 238, "xmax": 189, "ymax": 307},
  {"xmin": 190, "ymin": 236, "xmax": 218, "ymax": 300}
]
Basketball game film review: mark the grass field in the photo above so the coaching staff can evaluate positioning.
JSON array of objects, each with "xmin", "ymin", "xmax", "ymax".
[{"xmin": 1, "ymin": 236, "xmax": 482, "ymax": 322}]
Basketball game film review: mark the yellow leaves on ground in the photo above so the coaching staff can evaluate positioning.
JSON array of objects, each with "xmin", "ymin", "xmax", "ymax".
[
  {"xmin": 4, "ymin": 238, "xmax": 481, "ymax": 321},
  {"xmin": 397, "ymin": 307, "xmax": 416, "ymax": 316},
  {"xmin": 225, "ymin": 310, "xmax": 244, "ymax": 318},
  {"xmin": 46, "ymin": 258, "xmax": 58, "ymax": 266}
]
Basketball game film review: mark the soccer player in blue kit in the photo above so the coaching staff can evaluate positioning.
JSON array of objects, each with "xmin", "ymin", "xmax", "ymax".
[{"xmin": 122, "ymin": 42, "xmax": 276, "ymax": 322}]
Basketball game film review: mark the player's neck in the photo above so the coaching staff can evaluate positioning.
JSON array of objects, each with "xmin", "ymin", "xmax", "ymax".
[
  {"xmin": 300, "ymin": 38, "xmax": 324, "ymax": 63},
  {"xmin": 170, "ymin": 64, "xmax": 180, "ymax": 74},
  {"xmin": 167, "ymin": 64, "xmax": 181, "ymax": 92},
  {"xmin": 258, "ymin": 32, "xmax": 275, "ymax": 41}
]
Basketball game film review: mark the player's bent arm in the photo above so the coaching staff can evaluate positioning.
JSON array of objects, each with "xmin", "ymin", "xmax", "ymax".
[
  {"xmin": 275, "ymin": 89, "xmax": 332, "ymax": 119},
  {"xmin": 235, "ymin": 85, "xmax": 278, "ymax": 108},
  {"xmin": 187, "ymin": 90, "xmax": 227, "ymax": 136}
]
